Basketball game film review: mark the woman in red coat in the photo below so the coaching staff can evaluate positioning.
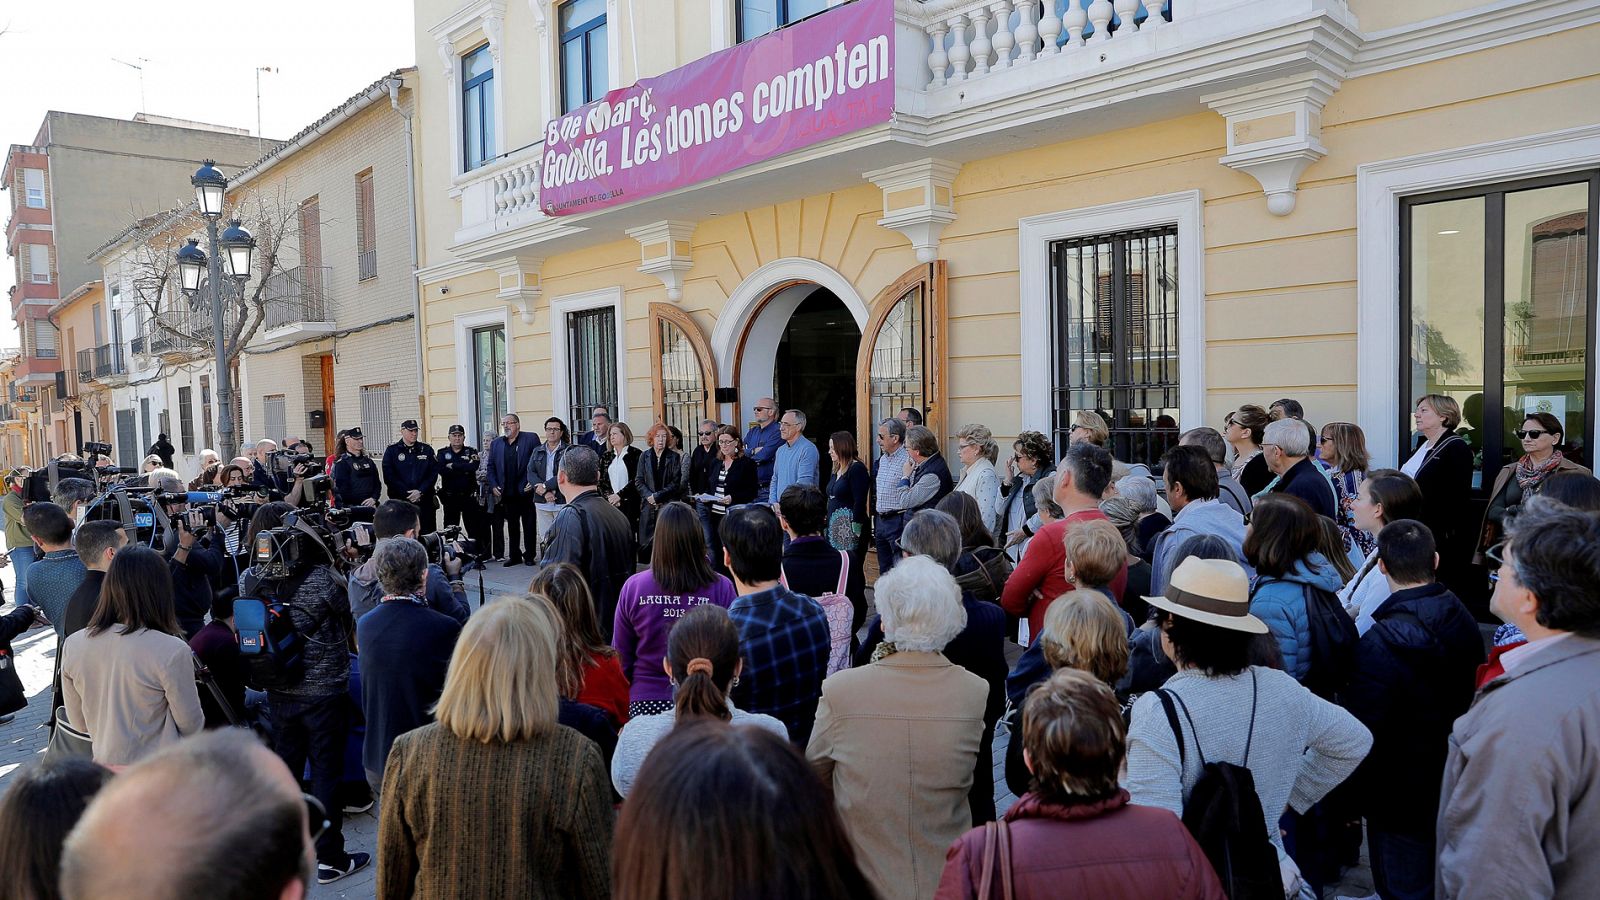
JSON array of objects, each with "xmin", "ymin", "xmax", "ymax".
[{"xmin": 936, "ymin": 668, "xmax": 1224, "ymax": 900}]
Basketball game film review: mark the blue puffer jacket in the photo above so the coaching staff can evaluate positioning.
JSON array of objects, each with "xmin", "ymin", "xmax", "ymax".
[{"xmin": 1249, "ymin": 552, "xmax": 1345, "ymax": 681}]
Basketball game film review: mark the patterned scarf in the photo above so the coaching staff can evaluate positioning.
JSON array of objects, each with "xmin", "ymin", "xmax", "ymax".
[{"xmin": 1516, "ymin": 450, "xmax": 1565, "ymax": 491}]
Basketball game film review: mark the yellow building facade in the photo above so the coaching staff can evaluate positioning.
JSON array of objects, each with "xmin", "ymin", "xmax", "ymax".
[{"xmin": 412, "ymin": 0, "xmax": 1600, "ymax": 481}]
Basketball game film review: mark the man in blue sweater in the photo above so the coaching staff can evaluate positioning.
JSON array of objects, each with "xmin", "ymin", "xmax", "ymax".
[
  {"xmin": 743, "ymin": 397, "xmax": 784, "ymax": 504},
  {"xmin": 1149, "ymin": 445, "xmax": 1250, "ymax": 595}
]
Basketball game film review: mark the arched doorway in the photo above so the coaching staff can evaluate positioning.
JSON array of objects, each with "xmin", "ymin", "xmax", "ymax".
[{"xmin": 734, "ymin": 282, "xmax": 861, "ymax": 468}]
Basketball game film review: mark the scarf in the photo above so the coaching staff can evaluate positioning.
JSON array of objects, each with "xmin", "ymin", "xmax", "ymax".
[
  {"xmin": 1515, "ymin": 450, "xmax": 1564, "ymax": 491},
  {"xmin": 869, "ymin": 640, "xmax": 898, "ymax": 663}
]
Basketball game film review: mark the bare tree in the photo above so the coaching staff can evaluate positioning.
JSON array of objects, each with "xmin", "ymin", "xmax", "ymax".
[{"xmin": 128, "ymin": 185, "xmax": 301, "ymax": 365}]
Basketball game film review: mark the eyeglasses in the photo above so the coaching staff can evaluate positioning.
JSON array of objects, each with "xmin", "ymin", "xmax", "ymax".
[
  {"xmin": 304, "ymin": 794, "xmax": 330, "ymax": 842},
  {"xmin": 958, "ymin": 442, "xmax": 976, "ymax": 450},
  {"xmin": 753, "ymin": 405, "xmax": 773, "ymax": 411},
  {"xmin": 698, "ymin": 430, "xmax": 714, "ymax": 437},
  {"xmin": 1515, "ymin": 430, "xmax": 1552, "ymax": 439},
  {"xmin": 1319, "ymin": 435, "xmax": 1333, "ymax": 444}
]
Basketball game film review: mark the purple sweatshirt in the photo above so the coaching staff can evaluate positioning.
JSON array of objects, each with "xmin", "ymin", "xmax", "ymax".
[{"xmin": 613, "ymin": 569, "xmax": 737, "ymax": 703}]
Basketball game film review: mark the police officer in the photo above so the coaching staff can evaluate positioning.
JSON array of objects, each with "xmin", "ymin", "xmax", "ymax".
[
  {"xmin": 437, "ymin": 424, "xmax": 488, "ymax": 567},
  {"xmin": 331, "ymin": 427, "xmax": 382, "ymax": 508},
  {"xmin": 382, "ymin": 420, "xmax": 439, "ymax": 533}
]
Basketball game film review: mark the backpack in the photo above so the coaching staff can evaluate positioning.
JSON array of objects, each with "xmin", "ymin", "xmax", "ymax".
[
  {"xmin": 1301, "ymin": 583, "xmax": 1358, "ymax": 700},
  {"xmin": 235, "ymin": 570, "xmax": 322, "ymax": 691},
  {"xmin": 781, "ymin": 550, "xmax": 854, "ymax": 676},
  {"xmin": 1156, "ymin": 672, "xmax": 1284, "ymax": 900}
]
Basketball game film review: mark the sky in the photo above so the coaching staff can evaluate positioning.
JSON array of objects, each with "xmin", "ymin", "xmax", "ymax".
[{"xmin": 0, "ymin": 1, "xmax": 417, "ymax": 349}]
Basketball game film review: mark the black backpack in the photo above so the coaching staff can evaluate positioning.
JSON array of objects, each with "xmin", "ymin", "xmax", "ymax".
[
  {"xmin": 1156, "ymin": 672, "xmax": 1283, "ymax": 900},
  {"xmin": 234, "ymin": 570, "xmax": 321, "ymax": 691},
  {"xmin": 1301, "ymin": 583, "xmax": 1358, "ymax": 700}
]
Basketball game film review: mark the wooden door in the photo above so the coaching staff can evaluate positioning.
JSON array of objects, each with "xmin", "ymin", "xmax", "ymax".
[
  {"xmin": 855, "ymin": 262, "xmax": 948, "ymax": 449},
  {"xmin": 320, "ymin": 355, "xmax": 335, "ymax": 452},
  {"xmin": 648, "ymin": 302, "xmax": 716, "ymax": 436}
]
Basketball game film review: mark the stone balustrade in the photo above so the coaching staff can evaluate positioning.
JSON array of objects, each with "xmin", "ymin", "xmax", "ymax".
[
  {"xmin": 458, "ymin": 143, "xmax": 546, "ymax": 238},
  {"xmin": 916, "ymin": 0, "xmax": 1169, "ymax": 88}
]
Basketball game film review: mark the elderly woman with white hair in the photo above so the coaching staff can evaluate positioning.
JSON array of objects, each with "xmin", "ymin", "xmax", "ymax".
[
  {"xmin": 807, "ymin": 554, "xmax": 988, "ymax": 900},
  {"xmin": 1101, "ymin": 473, "xmax": 1169, "ymax": 562}
]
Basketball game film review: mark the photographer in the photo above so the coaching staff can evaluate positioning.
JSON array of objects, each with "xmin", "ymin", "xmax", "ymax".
[
  {"xmin": 382, "ymin": 420, "xmax": 439, "ymax": 534},
  {"xmin": 154, "ymin": 474, "xmax": 225, "ymax": 640},
  {"xmin": 251, "ymin": 440, "xmax": 290, "ymax": 496},
  {"xmin": 332, "ymin": 428, "xmax": 382, "ymax": 508},
  {"xmin": 348, "ymin": 500, "xmax": 469, "ymax": 624},
  {"xmin": 242, "ymin": 501, "xmax": 368, "ymax": 883}
]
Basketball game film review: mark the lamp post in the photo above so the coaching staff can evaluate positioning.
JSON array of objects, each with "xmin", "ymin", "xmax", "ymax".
[{"xmin": 175, "ymin": 160, "xmax": 254, "ymax": 458}]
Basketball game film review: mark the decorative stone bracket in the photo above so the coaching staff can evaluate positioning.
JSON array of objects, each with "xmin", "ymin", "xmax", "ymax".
[
  {"xmin": 626, "ymin": 221, "xmax": 696, "ymax": 302},
  {"xmin": 864, "ymin": 159, "xmax": 962, "ymax": 263},
  {"xmin": 1205, "ymin": 70, "xmax": 1341, "ymax": 216},
  {"xmin": 490, "ymin": 254, "xmax": 544, "ymax": 323}
]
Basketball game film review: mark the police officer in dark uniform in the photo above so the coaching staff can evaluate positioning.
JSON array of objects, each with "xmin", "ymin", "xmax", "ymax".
[
  {"xmin": 437, "ymin": 424, "xmax": 487, "ymax": 565},
  {"xmin": 382, "ymin": 419, "xmax": 439, "ymax": 533},
  {"xmin": 331, "ymin": 427, "xmax": 382, "ymax": 507}
]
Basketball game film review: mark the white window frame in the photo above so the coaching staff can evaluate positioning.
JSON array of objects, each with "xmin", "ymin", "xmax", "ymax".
[
  {"xmin": 433, "ymin": 0, "xmax": 508, "ymax": 187},
  {"xmin": 1018, "ymin": 190, "xmax": 1206, "ymax": 436},
  {"xmin": 23, "ymin": 168, "xmax": 45, "ymax": 209},
  {"xmin": 1356, "ymin": 123, "xmax": 1600, "ymax": 467},
  {"xmin": 453, "ymin": 306, "xmax": 517, "ymax": 443},
  {"xmin": 531, "ymin": 0, "xmax": 622, "ymax": 127},
  {"xmin": 550, "ymin": 286, "xmax": 628, "ymax": 429},
  {"xmin": 29, "ymin": 244, "xmax": 50, "ymax": 283}
]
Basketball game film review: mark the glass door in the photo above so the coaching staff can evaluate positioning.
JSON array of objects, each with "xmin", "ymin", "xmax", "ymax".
[{"xmin": 472, "ymin": 325, "xmax": 507, "ymax": 446}]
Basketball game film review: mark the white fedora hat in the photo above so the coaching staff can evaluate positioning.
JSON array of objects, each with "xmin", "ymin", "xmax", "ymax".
[{"xmin": 1142, "ymin": 557, "xmax": 1268, "ymax": 634}]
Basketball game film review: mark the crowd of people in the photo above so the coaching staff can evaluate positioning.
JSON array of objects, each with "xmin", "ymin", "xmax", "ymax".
[{"xmin": 0, "ymin": 393, "xmax": 1596, "ymax": 900}]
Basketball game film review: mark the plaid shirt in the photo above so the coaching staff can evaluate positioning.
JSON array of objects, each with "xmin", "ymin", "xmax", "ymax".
[{"xmin": 728, "ymin": 584, "xmax": 830, "ymax": 746}]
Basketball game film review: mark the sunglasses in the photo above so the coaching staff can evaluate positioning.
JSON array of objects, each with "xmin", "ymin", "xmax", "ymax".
[
  {"xmin": 304, "ymin": 794, "xmax": 330, "ymax": 842},
  {"xmin": 698, "ymin": 431, "xmax": 714, "ymax": 437},
  {"xmin": 1515, "ymin": 430, "xmax": 1553, "ymax": 439}
]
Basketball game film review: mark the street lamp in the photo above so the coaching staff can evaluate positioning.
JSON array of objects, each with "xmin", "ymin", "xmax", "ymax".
[
  {"xmin": 176, "ymin": 239, "xmax": 206, "ymax": 293},
  {"xmin": 219, "ymin": 220, "xmax": 256, "ymax": 279},
  {"xmin": 176, "ymin": 159, "xmax": 244, "ymax": 457}
]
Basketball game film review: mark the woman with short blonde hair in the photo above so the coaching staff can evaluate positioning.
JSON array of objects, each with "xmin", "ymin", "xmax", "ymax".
[
  {"xmin": 953, "ymin": 423, "xmax": 1002, "ymax": 536},
  {"xmin": 379, "ymin": 595, "xmax": 614, "ymax": 898},
  {"xmin": 1037, "ymin": 590, "xmax": 1131, "ymax": 686}
]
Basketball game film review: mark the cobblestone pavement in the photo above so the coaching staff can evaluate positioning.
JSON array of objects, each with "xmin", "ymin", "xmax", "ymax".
[{"xmin": 0, "ymin": 557, "xmax": 1372, "ymax": 899}]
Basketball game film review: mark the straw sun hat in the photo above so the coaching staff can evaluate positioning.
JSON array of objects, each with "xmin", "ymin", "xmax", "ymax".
[{"xmin": 1142, "ymin": 557, "xmax": 1268, "ymax": 634}]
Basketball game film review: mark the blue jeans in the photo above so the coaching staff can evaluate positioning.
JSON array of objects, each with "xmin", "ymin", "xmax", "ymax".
[
  {"xmin": 1369, "ymin": 827, "xmax": 1435, "ymax": 900},
  {"xmin": 696, "ymin": 502, "xmax": 715, "ymax": 557},
  {"xmin": 8, "ymin": 546, "xmax": 37, "ymax": 607},
  {"xmin": 269, "ymin": 692, "xmax": 349, "ymax": 865},
  {"xmin": 874, "ymin": 514, "xmax": 905, "ymax": 576}
]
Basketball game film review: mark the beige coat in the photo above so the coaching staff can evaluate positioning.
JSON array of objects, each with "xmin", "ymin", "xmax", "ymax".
[{"xmin": 806, "ymin": 651, "xmax": 987, "ymax": 900}]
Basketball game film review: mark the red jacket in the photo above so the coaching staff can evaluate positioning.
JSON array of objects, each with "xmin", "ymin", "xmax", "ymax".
[
  {"xmin": 935, "ymin": 791, "xmax": 1224, "ymax": 900},
  {"xmin": 1000, "ymin": 509, "xmax": 1128, "ymax": 638},
  {"xmin": 577, "ymin": 651, "xmax": 631, "ymax": 726}
]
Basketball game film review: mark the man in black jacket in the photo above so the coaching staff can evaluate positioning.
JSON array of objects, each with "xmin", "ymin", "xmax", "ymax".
[
  {"xmin": 1263, "ymin": 417, "xmax": 1336, "ymax": 521},
  {"xmin": 149, "ymin": 433, "xmax": 175, "ymax": 469},
  {"xmin": 485, "ymin": 415, "xmax": 537, "ymax": 565},
  {"xmin": 540, "ymin": 446, "xmax": 635, "ymax": 639},
  {"xmin": 382, "ymin": 420, "xmax": 439, "ymax": 534},
  {"xmin": 1342, "ymin": 519, "xmax": 1483, "ymax": 900},
  {"xmin": 436, "ymin": 425, "xmax": 487, "ymax": 563},
  {"xmin": 900, "ymin": 424, "xmax": 954, "ymax": 514}
]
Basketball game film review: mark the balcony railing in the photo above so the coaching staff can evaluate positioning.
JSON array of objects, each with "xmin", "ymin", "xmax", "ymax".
[
  {"xmin": 77, "ymin": 348, "xmax": 96, "ymax": 384},
  {"xmin": 358, "ymin": 249, "xmax": 377, "ymax": 281},
  {"xmin": 131, "ymin": 335, "xmax": 148, "ymax": 356},
  {"xmin": 262, "ymin": 265, "xmax": 333, "ymax": 330},
  {"xmin": 93, "ymin": 343, "xmax": 121, "ymax": 378},
  {"xmin": 0, "ymin": 404, "xmax": 14, "ymax": 423},
  {"xmin": 917, "ymin": 0, "xmax": 1172, "ymax": 90}
]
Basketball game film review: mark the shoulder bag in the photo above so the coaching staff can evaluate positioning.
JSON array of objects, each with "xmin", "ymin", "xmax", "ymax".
[{"xmin": 977, "ymin": 819, "xmax": 1015, "ymax": 900}]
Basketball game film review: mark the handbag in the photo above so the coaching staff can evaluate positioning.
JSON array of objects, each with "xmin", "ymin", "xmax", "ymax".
[
  {"xmin": 195, "ymin": 657, "xmax": 244, "ymax": 728},
  {"xmin": 0, "ymin": 644, "xmax": 25, "ymax": 716},
  {"xmin": 955, "ymin": 546, "xmax": 1014, "ymax": 602},
  {"xmin": 826, "ymin": 507, "xmax": 860, "ymax": 553},
  {"xmin": 977, "ymin": 819, "xmax": 1015, "ymax": 900},
  {"xmin": 46, "ymin": 706, "xmax": 94, "ymax": 761}
]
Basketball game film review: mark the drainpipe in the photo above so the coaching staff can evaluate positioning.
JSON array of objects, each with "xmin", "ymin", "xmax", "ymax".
[{"xmin": 389, "ymin": 77, "xmax": 426, "ymax": 428}]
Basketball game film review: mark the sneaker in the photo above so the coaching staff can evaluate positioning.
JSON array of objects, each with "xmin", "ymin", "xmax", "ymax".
[
  {"xmin": 342, "ymin": 798, "xmax": 374, "ymax": 814},
  {"xmin": 317, "ymin": 852, "xmax": 371, "ymax": 885}
]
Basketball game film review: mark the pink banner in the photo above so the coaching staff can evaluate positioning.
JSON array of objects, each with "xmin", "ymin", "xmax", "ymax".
[{"xmin": 539, "ymin": 0, "xmax": 895, "ymax": 216}]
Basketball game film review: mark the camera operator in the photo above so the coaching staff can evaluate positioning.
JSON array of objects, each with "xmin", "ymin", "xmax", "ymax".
[
  {"xmin": 382, "ymin": 420, "xmax": 439, "ymax": 534},
  {"xmin": 190, "ymin": 449, "xmax": 222, "ymax": 490},
  {"xmin": 51, "ymin": 477, "xmax": 97, "ymax": 525},
  {"xmin": 332, "ymin": 428, "xmax": 382, "ymax": 508},
  {"xmin": 154, "ymin": 474, "xmax": 224, "ymax": 641},
  {"xmin": 241, "ymin": 501, "xmax": 368, "ymax": 882},
  {"xmin": 252, "ymin": 439, "xmax": 294, "ymax": 497},
  {"xmin": 437, "ymin": 424, "xmax": 488, "ymax": 567},
  {"xmin": 348, "ymin": 499, "xmax": 469, "ymax": 624}
]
